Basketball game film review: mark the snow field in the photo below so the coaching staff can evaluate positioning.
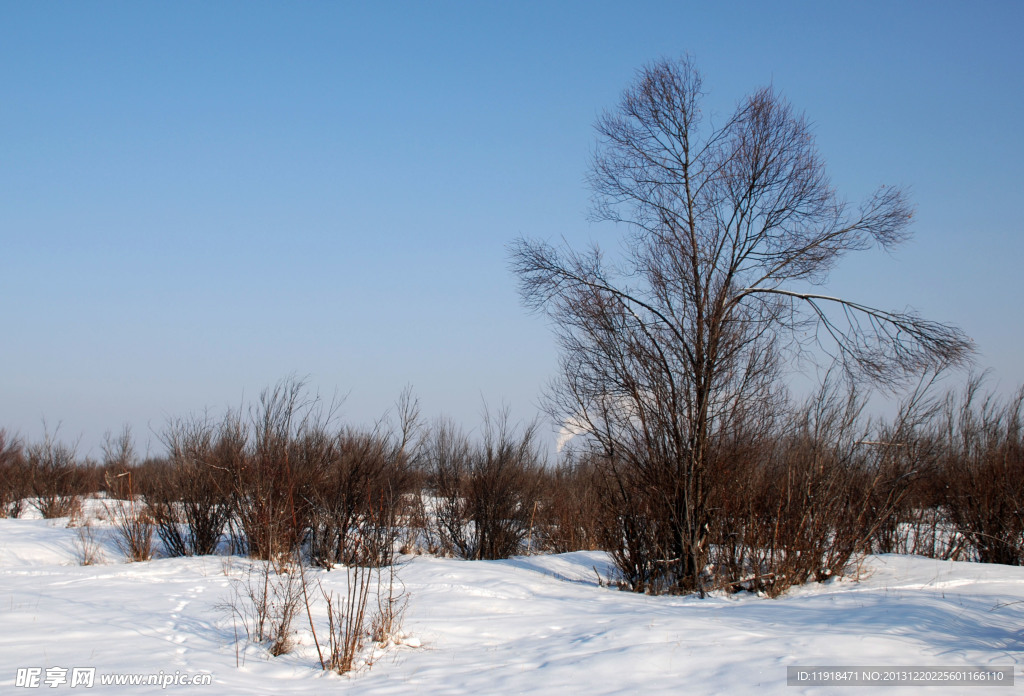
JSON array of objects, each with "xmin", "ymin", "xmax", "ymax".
[{"xmin": 1, "ymin": 510, "xmax": 1022, "ymax": 694}]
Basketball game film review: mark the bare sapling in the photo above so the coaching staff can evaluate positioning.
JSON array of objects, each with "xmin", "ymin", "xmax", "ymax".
[
  {"xmin": 321, "ymin": 560, "xmax": 373, "ymax": 674},
  {"xmin": 313, "ymin": 490, "xmax": 410, "ymax": 674},
  {"xmin": 102, "ymin": 427, "xmax": 153, "ymax": 562},
  {"xmin": 72, "ymin": 518, "xmax": 106, "ymax": 566},
  {"xmin": 370, "ymin": 556, "xmax": 408, "ymax": 647},
  {"xmin": 224, "ymin": 551, "xmax": 306, "ymax": 657}
]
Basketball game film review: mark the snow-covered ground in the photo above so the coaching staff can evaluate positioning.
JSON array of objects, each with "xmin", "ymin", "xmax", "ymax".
[{"xmin": 1, "ymin": 507, "xmax": 1022, "ymax": 694}]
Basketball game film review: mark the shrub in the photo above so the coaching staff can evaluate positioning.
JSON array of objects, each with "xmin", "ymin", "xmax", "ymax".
[
  {"xmin": 229, "ymin": 380, "xmax": 323, "ymax": 561},
  {"xmin": 0, "ymin": 430, "xmax": 28, "ymax": 518},
  {"xmin": 535, "ymin": 451, "xmax": 610, "ymax": 554},
  {"xmin": 595, "ymin": 379, "xmax": 924, "ymax": 595},
  {"xmin": 101, "ymin": 427, "xmax": 154, "ymax": 562},
  {"xmin": 428, "ymin": 411, "xmax": 544, "ymax": 560},
  {"xmin": 939, "ymin": 379, "xmax": 1024, "ymax": 565},
  {"xmin": 226, "ymin": 554, "xmax": 306, "ymax": 657},
  {"xmin": 148, "ymin": 416, "xmax": 235, "ymax": 557},
  {"xmin": 304, "ymin": 428, "xmax": 410, "ymax": 569},
  {"xmin": 26, "ymin": 430, "xmax": 83, "ymax": 519}
]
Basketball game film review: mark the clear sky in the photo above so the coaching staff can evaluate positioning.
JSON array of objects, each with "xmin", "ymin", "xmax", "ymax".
[{"xmin": 2, "ymin": 1, "xmax": 1022, "ymax": 458}]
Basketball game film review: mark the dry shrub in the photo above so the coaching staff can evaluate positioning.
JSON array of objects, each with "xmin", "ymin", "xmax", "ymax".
[
  {"xmin": 401, "ymin": 486, "xmax": 444, "ymax": 556},
  {"xmin": 142, "ymin": 380, "xmax": 419, "ymax": 564},
  {"xmin": 590, "ymin": 379, "xmax": 927, "ymax": 596},
  {"xmin": 26, "ymin": 429, "xmax": 84, "ymax": 519},
  {"xmin": 148, "ymin": 416, "xmax": 235, "ymax": 557},
  {"xmin": 860, "ymin": 377, "xmax": 1024, "ymax": 565},
  {"xmin": 559, "ymin": 375, "xmax": 1024, "ymax": 590},
  {"xmin": 534, "ymin": 451, "xmax": 610, "ymax": 554},
  {"xmin": 226, "ymin": 554, "xmax": 306, "ymax": 657},
  {"xmin": 305, "ymin": 428, "xmax": 412, "ymax": 569},
  {"xmin": 106, "ymin": 499, "xmax": 154, "ymax": 562},
  {"xmin": 0, "ymin": 429, "xmax": 28, "ymax": 518},
  {"xmin": 72, "ymin": 520, "xmax": 106, "ymax": 565},
  {"xmin": 712, "ymin": 413, "xmax": 864, "ymax": 594},
  {"xmin": 424, "ymin": 419, "xmax": 472, "ymax": 557},
  {"xmin": 78, "ymin": 460, "xmax": 105, "ymax": 497},
  {"xmin": 211, "ymin": 379, "xmax": 418, "ymax": 565},
  {"xmin": 231, "ymin": 381, "xmax": 318, "ymax": 560},
  {"xmin": 601, "ymin": 458, "xmax": 679, "ymax": 594},
  {"xmin": 321, "ymin": 559, "xmax": 373, "ymax": 674},
  {"xmin": 222, "ymin": 498, "xmax": 410, "ymax": 671},
  {"xmin": 863, "ymin": 383, "xmax": 967, "ymax": 560},
  {"xmin": 938, "ymin": 379, "xmax": 1024, "ymax": 565},
  {"xmin": 872, "ymin": 451, "xmax": 969, "ymax": 560},
  {"xmin": 101, "ymin": 427, "xmax": 154, "ymax": 562},
  {"xmin": 317, "ymin": 511, "xmax": 410, "ymax": 675},
  {"xmin": 139, "ymin": 459, "xmax": 188, "ymax": 557},
  {"xmin": 708, "ymin": 382, "xmax": 932, "ymax": 596},
  {"xmin": 370, "ymin": 559, "xmax": 408, "ymax": 646},
  {"xmin": 428, "ymin": 411, "xmax": 544, "ymax": 560}
]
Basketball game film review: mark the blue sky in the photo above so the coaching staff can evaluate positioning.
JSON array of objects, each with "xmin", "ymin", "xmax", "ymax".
[{"xmin": 2, "ymin": 1, "xmax": 1022, "ymax": 457}]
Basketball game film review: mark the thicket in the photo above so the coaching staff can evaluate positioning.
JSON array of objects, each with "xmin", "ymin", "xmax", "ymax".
[{"xmin": 3, "ymin": 377, "xmax": 1023, "ymax": 598}]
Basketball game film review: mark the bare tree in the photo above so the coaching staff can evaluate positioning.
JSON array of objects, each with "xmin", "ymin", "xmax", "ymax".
[{"xmin": 510, "ymin": 56, "xmax": 971, "ymax": 594}]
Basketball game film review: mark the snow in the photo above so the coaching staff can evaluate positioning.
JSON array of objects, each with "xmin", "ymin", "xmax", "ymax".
[{"xmin": 1, "ymin": 510, "xmax": 1022, "ymax": 694}]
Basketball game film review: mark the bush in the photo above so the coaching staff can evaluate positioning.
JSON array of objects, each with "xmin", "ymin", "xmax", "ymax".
[
  {"xmin": 230, "ymin": 381, "xmax": 322, "ymax": 561},
  {"xmin": 306, "ymin": 428, "xmax": 413, "ymax": 569},
  {"xmin": 428, "ymin": 412, "xmax": 544, "ymax": 560},
  {"xmin": 708, "ymin": 389, "xmax": 876, "ymax": 596},
  {"xmin": 148, "ymin": 416, "xmax": 236, "ymax": 557},
  {"xmin": 595, "ymin": 380, "xmax": 923, "ymax": 595},
  {"xmin": 534, "ymin": 451, "xmax": 610, "ymax": 554},
  {"xmin": 26, "ymin": 430, "xmax": 83, "ymax": 519},
  {"xmin": 938, "ymin": 379, "xmax": 1024, "ymax": 565},
  {"xmin": 101, "ymin": 427, "xmax": 154, "ymax": 562},
  {"xmin": 0, "ymin": 430, "xmax": 28, "ymax": 518}
]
